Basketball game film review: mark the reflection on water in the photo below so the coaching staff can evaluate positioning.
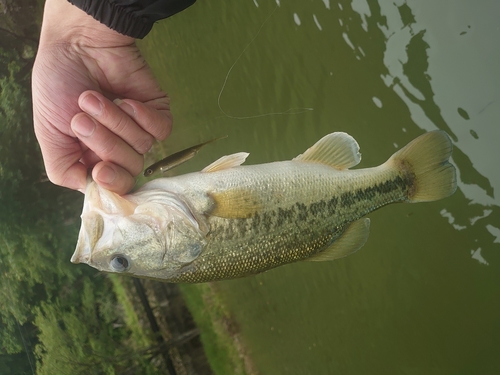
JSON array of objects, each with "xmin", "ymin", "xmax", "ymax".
[
  {"xmin": 140, "ymin": 0, "xmax": 500, "ymax": 373},
  {"xmin": 347, "ymin": 0, "xmax": 500, "ymax": 266}
]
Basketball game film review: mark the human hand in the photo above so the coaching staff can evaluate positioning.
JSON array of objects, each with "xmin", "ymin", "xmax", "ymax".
[{"xmin": 32, "ymin": 0, "xmax": 172, "ymax": 194}]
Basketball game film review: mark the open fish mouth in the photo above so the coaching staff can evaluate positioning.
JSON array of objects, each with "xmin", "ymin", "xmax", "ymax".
[
  {"xmin": 72, "ymin": 231, "xmax": 91, "ymax": 264},
  {"xmin": 72, "ymin": 210, "xmax": 104, "ymax": 264}
]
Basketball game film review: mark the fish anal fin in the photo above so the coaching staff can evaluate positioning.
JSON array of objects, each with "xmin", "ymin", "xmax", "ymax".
[
  {"xmin": 209, "ymin": 189, "xmax": 262, "ymax": 218},
  {"xmin": 306, "ymin": 218, "xmax": 370, "ymax": 262},
  {"xmin": 293, "ymin": 132, "xmax": 361, "ymax": 170},
  {"xmin": 201, "ymin": 152, "xmax": 249, "ymax": 173}
]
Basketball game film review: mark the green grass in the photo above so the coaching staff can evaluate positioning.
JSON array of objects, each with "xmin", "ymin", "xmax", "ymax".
[
  {"xmin": 108, "ymin": 274, "xmax": 154, "ymax": 349},
  {"xmin": 180, "ymin": 283, "xmax": 253, "ymax": 375},
  {"xmin": 109, "ymin": 275, "xmax": 164, "ymax": 375},
  {"xmin": 111, "ymin": 276, "xmax": 253, "ymax": 374}
]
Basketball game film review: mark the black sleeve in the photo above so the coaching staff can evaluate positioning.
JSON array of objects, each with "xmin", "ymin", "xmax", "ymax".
[{"xmin": 67, "ymin": 0, "xmax": 196, "ymax": 39}]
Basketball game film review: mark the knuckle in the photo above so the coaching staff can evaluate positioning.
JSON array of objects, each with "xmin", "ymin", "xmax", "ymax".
[
  {"xmin": 47, "ymin": 169, "xmax": 74, "ymax": 190},
  {"xmin": 146, "ymin": 96, "xmax": 170, "ymax": 111},
  {"xmin": 46, "ymin": 170, "xmax": 63, "ymax": 186},
  {"xmin": 45, "ymin": 157, "xmax": 68, "ymax": 187},
  {"xmin": 134, "ymin": 104, "xmax": 172, "ymax": 140},
  {"xmin": 154, "ymin": 113, "xmax": 173, "ymax": 141},
  {"xmin": 98, "ymin": 99, "xmax": 132, "ymax": 135},
  {"xmin": 106, "ymin": 113, "xmax": 129, "ymax": 134},
  {"xmin": 98, "ymin": 136, "xmax": 120, "ymax": 159}
]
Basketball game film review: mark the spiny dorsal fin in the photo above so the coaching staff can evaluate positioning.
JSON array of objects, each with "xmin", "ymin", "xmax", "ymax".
[
  {"xmin": 201, "ymin": 152, "xmax": 249, "ymax": 173},
  {"xmin": 208, "ymin": 188, "xmax": 262, "ymax": 218},
  {"xmin": 306, "ymin": 218, "xmax": 370, "ymax": 261},
  {"xmin": 293, "ymin": 132, "xmax": 361, "ymax": 170}
]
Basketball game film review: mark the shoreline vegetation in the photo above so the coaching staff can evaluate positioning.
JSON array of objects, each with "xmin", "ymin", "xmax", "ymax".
[
  {"xmin": 180, "ymin": 283, "xmax": 256, "ymax": 375},
  {"xmin": 0, "ymin": 1, "xmax": 251, "ymax": 373}
]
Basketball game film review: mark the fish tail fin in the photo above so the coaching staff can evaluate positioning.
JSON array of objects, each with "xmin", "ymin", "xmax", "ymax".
[{"xmin": 386, "ymin": 130, "xmax": 457, "ymax": 203}]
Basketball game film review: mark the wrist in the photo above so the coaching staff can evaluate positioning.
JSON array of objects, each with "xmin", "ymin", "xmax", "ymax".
[{"xmin": 40, "ymin": 0, "xmax": 135, "ymax": 48}]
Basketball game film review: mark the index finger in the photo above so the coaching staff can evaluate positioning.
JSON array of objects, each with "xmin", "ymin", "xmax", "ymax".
[{"xmin": 113, "ymin": 96, "xmax": 173, "ymax": 141}]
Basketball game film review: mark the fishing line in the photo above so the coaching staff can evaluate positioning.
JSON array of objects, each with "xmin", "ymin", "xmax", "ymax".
[{"xmin": 217, "ymin": 3, "xmax": 313, "ymax": 120}]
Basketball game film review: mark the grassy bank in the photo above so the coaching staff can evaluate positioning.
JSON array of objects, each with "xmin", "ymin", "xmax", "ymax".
[
  {"xmin": 110, "ymin": 276, "xmax": 255, "ymax": 374},
  {"xmin": 180, "ymin": 283, "xmax": 256, "ymax": 375},
  {"xmin": 108, "ymin": 275, "xmax": 156, "ymax": 349}
]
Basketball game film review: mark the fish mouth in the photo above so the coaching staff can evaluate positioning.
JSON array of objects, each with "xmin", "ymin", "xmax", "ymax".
[
  {"xmin": 72, "ymin": 212, "xmax": 101, "ymax": 264},
  {"xmin": 72, "ymin": 179, "xmax": 96, "ymax": 264},
  {"xmin": 72, "ymin": 216, "xmax": 92, "ymax": 264},
  {"xmin": 71, "ymin": 238, "xmax": 90, "ymax": 264},
  {"xmin": 71, "ymin": 180, "xmax": 107, "ymax": 264}
]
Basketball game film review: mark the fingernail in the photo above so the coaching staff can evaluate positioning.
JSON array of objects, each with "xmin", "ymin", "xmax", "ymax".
[
  {"xmin": 114, "ymin": 98, "xmax": 135, "ymax": 117},
  {"xmin": 72, "ymin": 115, "xmax": 96, "ymax": 137},
  {"xmin": 81, "ymin": 93, "xmax": 102, "ymax": 116},
  {"xmin": 97, "ymin": 165, "xmax": 116, "ymax": 184}
]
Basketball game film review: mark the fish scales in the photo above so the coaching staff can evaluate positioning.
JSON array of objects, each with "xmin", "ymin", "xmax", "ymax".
[
  {"xmin": 72, "ymin": 131, "xmax": 457, "ymax": 283},
  {"xmin": 161, "ymin": 163, "xmax": 413, "ymax": 283}
]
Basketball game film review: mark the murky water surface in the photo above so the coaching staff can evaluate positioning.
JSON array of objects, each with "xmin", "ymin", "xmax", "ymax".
[{"xmin": 139, "ymin": 0, "xmax": 500, "ymax": 373}]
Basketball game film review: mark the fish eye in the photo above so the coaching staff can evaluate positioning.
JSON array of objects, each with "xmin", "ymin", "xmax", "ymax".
[
  {"xmin": 144, "ymin": 168, "xmax": 153, "ymax": 176},
  {"xmin": 110, "ymin": 254, "xmax": 131, "ymax": 272}
]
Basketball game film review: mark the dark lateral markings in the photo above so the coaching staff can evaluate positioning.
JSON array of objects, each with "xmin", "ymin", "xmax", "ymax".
[
  {"xmin": 339, "ymin": 175, "xmax": 411, "ymax": 208},
  {"xmin": 214, "ymin": 175, "xmax": 412, "ymax": 238}
]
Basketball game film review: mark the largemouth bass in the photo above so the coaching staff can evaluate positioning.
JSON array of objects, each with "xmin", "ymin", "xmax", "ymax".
[{"xmin": 72, "ymin": 131, "xmax": 457, "ymax": 283}]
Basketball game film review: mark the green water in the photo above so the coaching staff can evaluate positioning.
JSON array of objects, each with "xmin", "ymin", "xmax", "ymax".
[{"xmin": 139, "ymin": 0, "xmax": 500, "ymax": 373}]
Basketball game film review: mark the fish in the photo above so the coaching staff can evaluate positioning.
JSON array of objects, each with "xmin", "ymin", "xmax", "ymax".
[
  {"xmin": 72, "ymin": 131, "xmax": 457, "ymax": 283},
  {"xmin": 143, "ymin": 136, "xmax": 227, "ymax": 177}
]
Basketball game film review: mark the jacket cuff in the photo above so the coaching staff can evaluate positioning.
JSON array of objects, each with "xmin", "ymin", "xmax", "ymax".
[{"xmin": 67, "ymin": 0, "xmax": 195, "ymax": 39}]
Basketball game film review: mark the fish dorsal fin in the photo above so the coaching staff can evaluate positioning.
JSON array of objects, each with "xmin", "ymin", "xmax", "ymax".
[
  {"xmin": 306, "ymin": 218, "xmax": 370, "ymax": 262},
  {"xmin": 209, "ymin": 188, "xmax": 262, "ymax": 218},
  {"xmin": 293, "ymin": 132, "xmax": 361, "ymax": 170},
  {"xmin": 201, "ymin": 152, "xmax": 249, "ymax": 173}
]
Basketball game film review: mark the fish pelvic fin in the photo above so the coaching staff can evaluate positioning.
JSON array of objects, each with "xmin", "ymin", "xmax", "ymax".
[
  {"xmin": 293, "ymin": 132, "xmax": 361, "ymax": 170},
  {"xmin": 306, "ymin": 218, "xmax": 370, "ymax": 262},
  {"xmin": 386, "ymin": 131, "xmax": 457, "ymax": 203}
]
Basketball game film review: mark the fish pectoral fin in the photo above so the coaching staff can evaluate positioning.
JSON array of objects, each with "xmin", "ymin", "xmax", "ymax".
[
  {"xmin": 208, "ymin": 189, "xmax": 262, "ymax": 218},
  {"xmin": 201, "ymin": 152, "xmax": 249, "ymax": 173},
  {"xmin": 293, "ymin": 132, "xmax": 361, "ymax": 170},
  {"xmin": 306, "ymin": 218, "xmax": 370, "ymax": 262}
]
